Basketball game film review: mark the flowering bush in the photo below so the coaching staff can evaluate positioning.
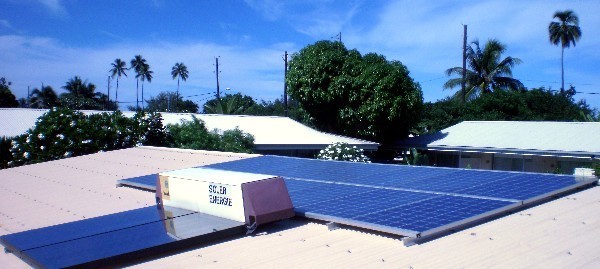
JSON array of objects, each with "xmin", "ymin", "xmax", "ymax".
[
  {"xmin": 317, "ymin": 142, "xmax": 370, "ymax": 162},
  {"xmin": 8, "ymin": 108, "xmax": 168, "ymax": 167}
]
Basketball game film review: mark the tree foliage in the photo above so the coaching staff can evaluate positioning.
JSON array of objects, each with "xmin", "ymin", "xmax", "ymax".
[
  {"xmin": 145, "ymin": 91, "xmax": 199, "ymax": 113},
  {"xmin": 444, "ymin": 39, "xmax": 523, "ymax": 100},
  {"xmin": 287, "ymin": 40, "xmax": 423, "ymax": 145},
  {"xmin": 59, "ymin": 76, "xmax": 111, "ymax": 110},
  {"xmin": 7, "ymin": 108, "xmax": 168, "ymax": 167},
  {"xmin": 418, "ymin": 86, "xmax": 595, "ymax": 134},
  {"xmin": 0, "ymin": 77, "xmax": 18, "ymax": 108},
  {"xmin": 30, "ymin": 85, "xmax": 59, "ymax": 108},
  {"xmin": 167, "ymin": 116, "xmax": 254, "ymax": 153},
  {"xmin": 203, "ymin": 93, "xmax": 257, "ymax": 114}
]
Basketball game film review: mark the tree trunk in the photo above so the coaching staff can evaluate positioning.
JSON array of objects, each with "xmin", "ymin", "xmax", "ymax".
[
  {"xmin": 136, "ymin": 79, "xmax": 139, "ymax": 110},
  {"xmin": 141, "ymin": 81, "xmax": 144, "ymax": 111},
  {"xmin": 115, "ymin": 78, "xmax": 119, "ymax": 111},
  {"xmin": 561, "ymin": 46, "xmax": 565, "ymax": 91}
]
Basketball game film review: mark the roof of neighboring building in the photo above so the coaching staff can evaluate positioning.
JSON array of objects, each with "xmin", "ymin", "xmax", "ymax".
[
  {"xmin": 398, "ymin": 121, "xmax": 600, "ymax": 157},
  {"xmin": 0, "ymin": 108, "xmax": 379, "ymax": 150},
  {"xmin": 1, "ymin": 146, "xmax": 600, "ymax": 268}
]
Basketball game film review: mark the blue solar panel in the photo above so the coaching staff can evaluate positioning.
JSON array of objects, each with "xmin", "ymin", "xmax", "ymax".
[
  {"xmin": 0, "ymin": 206, "xmax": 244, "ymax": 268},
  {"xmin": 0, "ymin": 206, "xmax": 192, "ymax": 251},
  {"xmin": 115, "ymin": 155, "xmax": 595, "ymax": 240},
  {"xmin": 203, "ymin": 155, "xmax": 596, "ymax": 238},
  {"xmin": 296, "ymin": 188, "xmax": 436, "ymax": 218},
  {"xmin": 353, "ymin": 195, "xmax": 514, "ymax": 233},
  {"xmin": 206, "ymin": 156, "xmax": 592, "ymax": 202}
]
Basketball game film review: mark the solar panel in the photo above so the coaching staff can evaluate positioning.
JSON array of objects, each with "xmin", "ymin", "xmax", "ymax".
[
  {"xmin": 116, "ymin": 174, "xmax": 156, "ymax": 190},
  {"xmin": 204, "ymin": 155, "xmax": 596, "ymax": 239},
  {"xmin": 0, "ymin": 206, "xmax": 245, "ymax": 268},
  {"xmin": 116, "ymin": 155, "xmax": 596, "ymax": 241}
]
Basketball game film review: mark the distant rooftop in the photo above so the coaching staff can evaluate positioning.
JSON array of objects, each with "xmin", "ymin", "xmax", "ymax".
[{"xmin": 398, "ymin": 121, "xmax": 600, "ymax": 157}]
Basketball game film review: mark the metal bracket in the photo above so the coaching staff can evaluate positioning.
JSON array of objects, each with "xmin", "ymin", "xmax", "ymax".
[{"xmin": 326, "ymin": 222, "xmax": 340, "ymax": 231}]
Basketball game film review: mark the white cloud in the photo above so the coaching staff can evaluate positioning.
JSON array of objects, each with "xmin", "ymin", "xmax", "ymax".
[
  {"xmin": 37, "ymin": 0, "xmax": 67, "ymax": 16},
  {"xmin": 0, "ymin": 34, "xmax": 297, "ymax": 108}
]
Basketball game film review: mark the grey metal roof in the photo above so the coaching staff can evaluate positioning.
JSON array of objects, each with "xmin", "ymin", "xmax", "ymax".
[
  {"xmin": 398, "ymin": 121, "xmax": 600, "ymax": 157},
  {"xmin": 0, "ymin": 108, "xmax": 379, "ymax": 150}
]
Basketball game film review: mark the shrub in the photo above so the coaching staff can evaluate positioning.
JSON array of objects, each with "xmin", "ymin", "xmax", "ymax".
[
  {"xmin": 593, "ymin": 162, "xmax": 600, "ymax": 179},
  {"xmin": 9, "ymin": 108, "xmax": 168, "ymax": 167},
  {"xmin": 317, "ymin": 142, "xmax": 370, "ymax": 162},
  {"xmin": 167, "ymin": 116, "xmax": 254, "ymax": 153},
  {"xmin": 0, "ymin": 136, "xmax": 14, "ymax": 169}
]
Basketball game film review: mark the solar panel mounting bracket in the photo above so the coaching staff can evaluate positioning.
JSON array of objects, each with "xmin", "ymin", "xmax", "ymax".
[{"xmin": 326, "ymin": 222, "xmax": 341, "ymax": 231}]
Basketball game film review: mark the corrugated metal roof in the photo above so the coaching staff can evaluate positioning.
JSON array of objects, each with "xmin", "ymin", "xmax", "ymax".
[
  {"xmin": 0, "ymin": 108, "xmax": 379, "ymax": 150},
  {"xmin": 399, "ymin": 121, "xmax": 600, "ymax": 157},
  {"xmin": 1, "ymin": 146, "xmax": 600, "ymax": 268}
]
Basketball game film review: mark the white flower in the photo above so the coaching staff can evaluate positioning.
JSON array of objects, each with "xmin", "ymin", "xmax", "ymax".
[
  {"xmin": 23, "ymin": 152, "xmax": 30, "ymax": 159},
  {"xmin": 40, "ymin": 146, "xmax": 45, "ymax": 150},
  {"xmin": 70, "ymin": 121, "xmax": 76, "ymax": 127},
  {"xmin": 56, "ymin": 134, "xmax": 65, "ymax": 140},
  {"xmin": 26, "ymin": 136, "xmax": 31, "ymax": 143}
]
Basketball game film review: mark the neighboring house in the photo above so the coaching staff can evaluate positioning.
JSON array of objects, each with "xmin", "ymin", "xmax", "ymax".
[
  {"xmin": 0, "ymin": 108, "xmax": 379, "ymax": 156},
  {"xmin": 1, "ymin": 146, "xmax": 599, "ymax": 268},
  {"xmin": 397, "ymin": 121, "xmax": 600, "ymax": 174}
]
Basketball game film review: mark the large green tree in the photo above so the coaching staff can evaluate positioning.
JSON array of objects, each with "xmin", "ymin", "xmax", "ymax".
[
  {"xmin": 171, "ymin": 62, "xmax": 189, "ymax": 108},
  {"xmin": 287, "ymin": 40, "xmax": 423, "ymax": 145},
  {"xmin": 549, "ymin": 10, "xmax": 582, "ymax": 91},
  {"xmin": 130, "ymin": 55, "xmax": 147, "ymax": 110},
  {"xmin": 109, "ymin": 58, "xmax": 127, "ymax": 108},
  {"xmin": 0, "ymin": 77, "xmax": 18, "ymax": 108},
  {"xmin": 30, "ymin": 85, "xmax": 59, "ymax": 108},
  {"xmin": 444, "ymin": 39, "xmax": 524, "ymax": 100}
]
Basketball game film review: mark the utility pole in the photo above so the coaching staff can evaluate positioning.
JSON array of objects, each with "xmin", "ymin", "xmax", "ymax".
[
  {"xmin": 283, "ymin": 51, "xmax": 289, "ymax": 117},
  {"xmin": 462, "ymin": 25, "xmax": 467, "ymax": 103},
  {"xmin": 215, "ymin": 57, "xmax": 221, "ymax": 99}
]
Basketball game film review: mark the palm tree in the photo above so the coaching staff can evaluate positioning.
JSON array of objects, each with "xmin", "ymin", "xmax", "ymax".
[
  {"xmin": 203, "ymin": 96, "xmax": 245, "ymax": 114},
  {"xmin": 62, "ymin": 76, "xmax": 99, "ymax": 99},
  {"xmin": 171, "ymin": 62, "xmax": 189, "ymax": 108},
  {"xmin": 109, "ymin": 58, "xmax": 127, "ymax": 109},
  {"xmin": 549, "ymin": 10, "xmax": 582, "ymax": 91},
  {"xmin": 137, "ymin": 63, "xmax": 153, "ymax": 110},
  {"xmin": 444, "ymin": 39, "xmax": 523, "ymax": 100},
  {"xmin": 30, "ymin": 85, "xmax": 59, "ymax": 108},
  {"xmin": 130, "ymin": 55, "xmax": 147, "ymax": 110}
]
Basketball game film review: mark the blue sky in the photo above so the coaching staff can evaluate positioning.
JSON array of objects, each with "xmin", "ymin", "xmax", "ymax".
[{"xmin": 1, "ymin": 0, "xmax": 599, "ymax": 110}]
